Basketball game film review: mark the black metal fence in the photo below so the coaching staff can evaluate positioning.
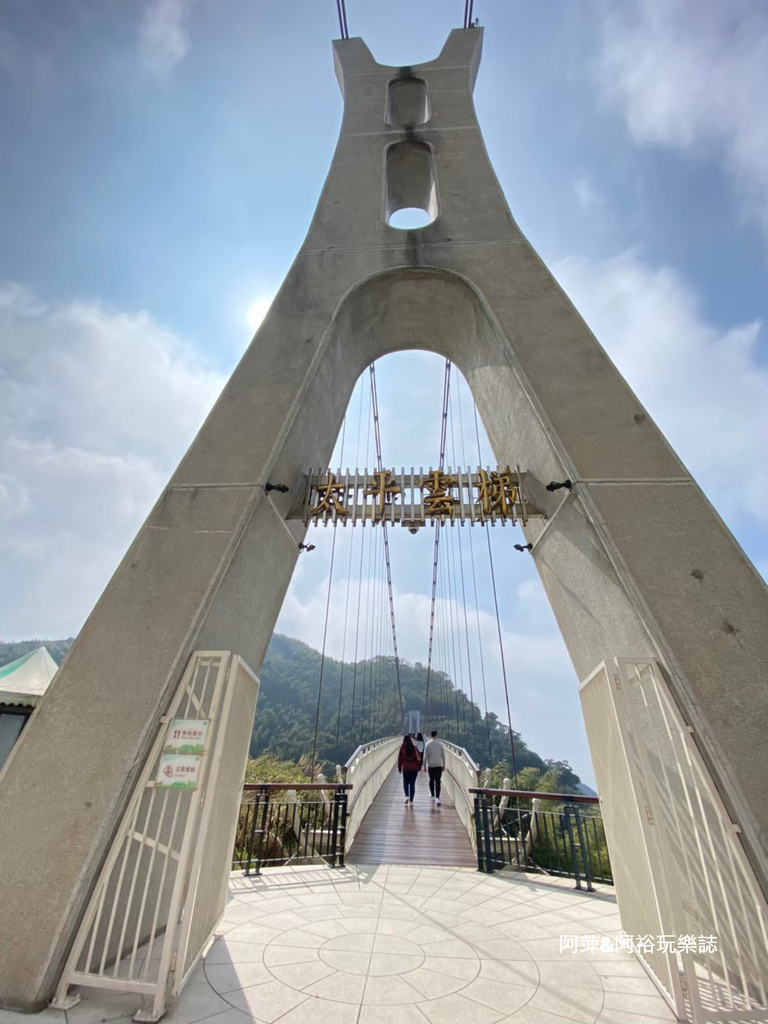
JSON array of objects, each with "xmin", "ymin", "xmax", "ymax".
[
  {"xmin": 233, "ymin": 783, "xmax": 351, "ymax": 875},
  {"xmin": 471, "ymin": 788, "xmax": 612, "ymax": 889}
]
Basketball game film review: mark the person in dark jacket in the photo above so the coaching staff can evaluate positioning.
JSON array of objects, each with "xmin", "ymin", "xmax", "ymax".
[{"xmin": 397, "ymin": 734, "xmax": 422, "ymax": 805}]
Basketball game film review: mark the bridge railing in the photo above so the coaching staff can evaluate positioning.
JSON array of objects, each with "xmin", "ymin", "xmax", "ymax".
[
  {"xmin": 441, "ymin": 740, "xmax": 482, "ymax": 851},
  {"xmin": 470, "ymin": 787, "xmax": 612, "ymax": 888},
  {"xmin": 234, "ymin": 782, "xmax": 352, "ymax": 875},
  {"xmin": 340, "ymin": 735, "xmax": 401, "ymax": 848}
]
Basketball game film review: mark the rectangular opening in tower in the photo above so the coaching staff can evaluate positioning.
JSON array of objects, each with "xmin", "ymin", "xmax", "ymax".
[{"xmin": 384, "ymin": 140, "xmax": 438, "ymax": 227}]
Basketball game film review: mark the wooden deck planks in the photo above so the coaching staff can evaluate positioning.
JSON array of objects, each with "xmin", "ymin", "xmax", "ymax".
[{"xmin": 346, "ymin": 766, "xmax": 477, "ymax": 867}]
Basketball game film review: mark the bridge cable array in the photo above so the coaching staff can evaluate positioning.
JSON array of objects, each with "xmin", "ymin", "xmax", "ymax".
[
  {"xmin": 422, "ymin": 359, "xmax": 452, "ymax": 734},
  {"xmin": 334, "ymin": 0, "xmax": 349, "ymax": 40},
  {"xmin": 471, "ymin": 388, "xmax": 521, "ymax": 786},
  {"xmin": 334, "ymin": 1, "xmax": 476, "ymax": 40},
  {"xmin": 306, "ymin": 357, "xmax": 525, "ymax": 783},
  {"xmin": 370, "ymin": 363, "xmax": 406, "ymax": 728}
]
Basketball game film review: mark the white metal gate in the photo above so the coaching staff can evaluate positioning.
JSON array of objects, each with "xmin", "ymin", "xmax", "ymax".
[
  {"xmin": 581, "ymin": 657, "xmax": 768, "ymax": 1023},
  {"xmin": 52, "ymin": 651, "xmax": 259, "ymax": 1022}
]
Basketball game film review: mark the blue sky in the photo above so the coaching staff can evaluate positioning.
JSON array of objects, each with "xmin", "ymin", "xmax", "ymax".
[{"xmin": 1, "ymin": 0, "xmax": 766, "ymax": 784}]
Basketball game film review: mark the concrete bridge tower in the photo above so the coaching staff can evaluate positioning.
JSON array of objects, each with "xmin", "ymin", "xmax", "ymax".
[{"xmin": 0, "ymin": 27, "xmax": 766, "ymax": 1012}]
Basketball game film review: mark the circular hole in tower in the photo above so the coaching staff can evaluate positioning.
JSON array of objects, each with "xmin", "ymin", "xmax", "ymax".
[{"xmin": 388, "ymin": 207, "xmax": 433, "ymax": 230}]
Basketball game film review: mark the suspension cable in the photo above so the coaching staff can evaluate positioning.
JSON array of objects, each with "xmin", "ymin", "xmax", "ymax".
[
  {"xmin": 423, "ymin": 359, "xmax": 452, "ymax": 731},
  {"xmin": 361, "ymin": 494, "xmax": 376, "ymax": 738},
  {"xmin": 444, "ymin": 520, "xmax": 464, "ymax": 743},
  {"xmin": 450, "ymin": 382, "xmax": 478, "ymax": 753},
  {"xmin": 310, "ymin": 393, "xmax": 353, "ymax": 777},
  {"xmin": 369, "ymin": 364, "xmax": 405, "ymax": 728},
  {"xmin": 310, "ymin": 524, "xmax": 338, "ymax": 780},
  {"xmin": 472, "ymin": 399, "xmax": 520, "ymax": 784},
  {"xmin": 335, "ymin": 0, "xmax": 349, "ymax": 39},
  {"xmin": 350, "ymin": 380, "xmax": 373, "ymax": 743},
  {"xmin": 335, "ymin": 378, "xmax": 365, "ymax": 750},
  {"xmin": 458, "ymin": 377, "xmax": 492, "ymax": 765}
]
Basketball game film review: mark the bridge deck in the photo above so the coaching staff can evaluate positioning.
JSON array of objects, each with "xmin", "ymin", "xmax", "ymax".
[{"xmin": 347, "ymin": 766, "xmax": 476, "ymax": 867}]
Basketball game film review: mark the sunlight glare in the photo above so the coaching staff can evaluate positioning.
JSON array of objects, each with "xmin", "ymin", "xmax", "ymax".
[{"xmin": 246, "ymin": 296, "xmax": 273, "ymax": 333}]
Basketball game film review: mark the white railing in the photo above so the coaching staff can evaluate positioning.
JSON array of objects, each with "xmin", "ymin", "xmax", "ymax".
[
  {"xmin": 441, "ymin": 739, "xmax": 482, "ymax": 852},
  {"xmin": 339, "ymin": 736, "xmax": 401, "ymax": 847}
]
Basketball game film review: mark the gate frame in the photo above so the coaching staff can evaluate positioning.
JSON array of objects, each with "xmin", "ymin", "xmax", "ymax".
[
  {"xmin": 51, "ymin": 652, "xmax": 259, "ymax": 1023},
  {"xmin": 580, "ymin": 657, "xmax": 768, "ymax": 1023}
]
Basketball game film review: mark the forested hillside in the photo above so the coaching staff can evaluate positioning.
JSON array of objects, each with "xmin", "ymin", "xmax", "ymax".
[
  {"xmin": 253, "ymin": 634, "xmax": 580, "ymax": 786},
  {"xmin": 0, "ymin": 633, "xmax": 581, "ymax": 790}
]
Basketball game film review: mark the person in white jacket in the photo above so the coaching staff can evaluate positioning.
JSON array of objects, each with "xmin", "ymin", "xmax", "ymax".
[{"xmin": 422, "ymin": 730, "xmax": 445, "ymax": 805}]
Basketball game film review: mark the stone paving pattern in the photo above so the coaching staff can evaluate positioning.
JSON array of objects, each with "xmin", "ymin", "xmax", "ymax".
[{"xmin": 1, "ymin": 866, "xmax": 678, "ymax": 1024}]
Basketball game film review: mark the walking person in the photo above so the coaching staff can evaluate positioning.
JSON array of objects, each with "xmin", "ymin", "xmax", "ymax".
[
  {"xmin": 415, "ymin": 731, "xmax": 425, "ymax": 758},
  {"xmin": 397, "ymin": 734, "xmax": 422, "ymax": 805},
  {"xmin": 423, "ymin": 729, "xmax": 445, "ymax": 805}
]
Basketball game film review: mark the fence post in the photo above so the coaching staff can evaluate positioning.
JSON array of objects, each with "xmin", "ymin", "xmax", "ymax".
[
  {"xmin": 244, "ymin": 790, "xmax": 260, "ymax": 877},
  {"xmin": 563, "ymin": 801, "xmax": 583, "ymax": 890},
  {"xmin": 473, "ymin": 794, "xmax": 484, "ymax": 872},
  {"xmin": 480, "ymin": 794, "xmax": 494, "ymax": 874},
  {"xmin": 338, "ymin": 789, "xmax": 348, "ymax": 867},
  {"xmin": 572, "ymin": 802, "xmax": 595, "ymax": 892},
  {"xmin": 329, "ymin": 788, "xmax": 341, "ymax": 868},
  {"xmin": 251, "ymin": 785, "xmax": 270, "ymax": 876}
]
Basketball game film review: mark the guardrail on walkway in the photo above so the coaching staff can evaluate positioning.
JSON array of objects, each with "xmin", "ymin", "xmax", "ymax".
[
  {"xmin": 339, "ymin": 735, "xmax": 401, "ymax": 847},
  {"xmin": 471, "ymin": 787, "xmax": 612, "ymax": 888},
  {"xmin": 234, "ymin": 782, "xmax": 351, "ymax": 875},
  {"xmin": 441, "ymin": 740, "xmax": 482, "ymax": 852}
]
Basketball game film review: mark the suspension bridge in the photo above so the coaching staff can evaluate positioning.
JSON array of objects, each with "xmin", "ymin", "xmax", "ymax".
[{"xmin": 0, "ymin": 4, "xmax": 766, "ymax": 1024}]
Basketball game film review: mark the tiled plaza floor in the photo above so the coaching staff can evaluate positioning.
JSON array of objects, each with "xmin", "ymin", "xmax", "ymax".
[{"xmin": 0, "ymin": 865, "xmax": 677, "ymax": 1024}]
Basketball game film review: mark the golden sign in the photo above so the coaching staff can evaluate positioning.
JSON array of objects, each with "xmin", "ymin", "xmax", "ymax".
[
  {"xmin": 302, "ymin": 466, "xmax": 537, "ymax": 526},
  {"xmin": 475, "ymin": 467, "xmax": 519, "ymax": 516},
  {"xmin": 308, "ymin": 471, "xmax": 349, "ymax": 517},
  {"xmin": 418, "ymin": 470, "xmax": 459, "ymax": 517},
  {"xmin": 364, "ymin": 470, "xmax": 402, "ymax": 516}
]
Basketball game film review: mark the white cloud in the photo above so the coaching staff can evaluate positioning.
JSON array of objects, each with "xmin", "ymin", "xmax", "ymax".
[
  {"xmin": 573, "ymin": 177, "xmax": 604, "ymax": 213},
  {"xmin": 552, "ymin": 251, "xmax": 768, "ymax": 523},
  {"xmin": 139, "ymin": 0, "xmax": 195, "ymax": 78},
  {"xmin": 595, "ymin": 0, "xmax": 768, "ymax": 230},
  {"xmin": 0, "ymin": 283, "xmax": 225, "ymax": 638}
]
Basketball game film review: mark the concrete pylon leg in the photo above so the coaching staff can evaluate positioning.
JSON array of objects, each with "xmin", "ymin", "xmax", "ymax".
[{"xmin": 0, "ymin": 29, "xmax": 766, "ymax": 1010}]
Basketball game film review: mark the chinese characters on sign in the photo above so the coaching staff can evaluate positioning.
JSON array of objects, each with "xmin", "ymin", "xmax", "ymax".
[
  {"xmin": 475, "ymin": 467, "xmax": 519, "ymax": 516},
  {"xmin": 302, "ymin": 466, "xmax": 542, "ymax": 527},
  {"xmin": 309, "ymin": 473, "xmax": 349, "ymax": 518},
  {"xmin": 164, "ymin": 719, "xmax": 209, "ymax": 755},
  {"xmin": 364, "ymin": 470, "xmax": 402, "ymax": 515},
  {"xmin": 419, "ymin": 470, "xmax": 458, "ymax": 517},
  {"xmin": 156, "ymin": 754, "xmax": 201, "ymax": 790},
  {"xmin": 156, "ymin": 718, "xmax": 210, "ymax": 789},
  {"xmin": 559, "ymin": 934, "xmax": 718, "ymax": 955}
]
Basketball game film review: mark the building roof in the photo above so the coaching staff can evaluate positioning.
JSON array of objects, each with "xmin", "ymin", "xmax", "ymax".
[{"xmin": 0, "ymin": 647, "xmax": 59, "ymax": 707}]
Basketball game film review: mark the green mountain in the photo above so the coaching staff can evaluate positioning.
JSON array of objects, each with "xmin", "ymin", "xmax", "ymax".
[{"xmin": 0, "ymin": 633, "xmax": 581, "ymax": 788}]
